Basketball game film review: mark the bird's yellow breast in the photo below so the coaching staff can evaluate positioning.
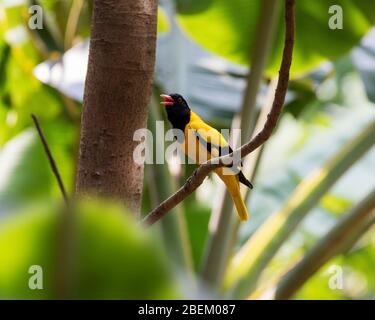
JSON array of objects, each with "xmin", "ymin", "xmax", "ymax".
[{"xmin": 179, "ymin": 112, "xmax": 226, "ymax": 164}]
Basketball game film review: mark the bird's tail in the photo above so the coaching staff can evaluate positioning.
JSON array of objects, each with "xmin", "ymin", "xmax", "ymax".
[
  {"xmin": 230, "ymin": 191, "xmax": 248, "ymax": 221},
  {"xmin": 218, "ymin": 171, "xmax": 249, "ymax": 221}
]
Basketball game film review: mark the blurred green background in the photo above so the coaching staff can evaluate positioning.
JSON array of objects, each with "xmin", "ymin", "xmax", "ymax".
[{"xmin": 0, "ymin": 0, "xmax": 375, "ymax": 299}]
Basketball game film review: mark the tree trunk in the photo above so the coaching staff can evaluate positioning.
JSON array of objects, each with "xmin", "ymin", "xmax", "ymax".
[{"xmin": 76, "ymin": 0, "xmax": 157, "ymax": 215}]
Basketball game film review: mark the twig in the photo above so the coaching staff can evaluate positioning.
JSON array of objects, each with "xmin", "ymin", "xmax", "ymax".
[
  {"xmin": 31, "ymin": 114, "xmax": 69, "ymax": 206},
  {"xmin": 31, "ymin": 114, "xmax": 74, "ymax": 298},
  {"xmin": 142, "ymin": 0, "xmax": 295, "ymax": 226}
]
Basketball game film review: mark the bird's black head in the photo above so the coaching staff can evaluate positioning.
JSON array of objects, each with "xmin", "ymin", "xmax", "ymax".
[{"xmin": 160, "ymin": 93, "xmax": 191, "ymax": 131}]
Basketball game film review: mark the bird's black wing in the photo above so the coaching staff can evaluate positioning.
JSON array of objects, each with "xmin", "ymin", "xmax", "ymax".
[{"xmin": 227, "ymin": 146, "xmax": 253, "ymax": 189}]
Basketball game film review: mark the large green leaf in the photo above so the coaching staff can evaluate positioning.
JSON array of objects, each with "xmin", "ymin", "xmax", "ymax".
[
  {"xmin": 0, "ymin": 200, "xmax": 177, "ymax": 299},
  {"xmin": 177, "ymin": 0, "xmax": 375, "ymax": 76}
]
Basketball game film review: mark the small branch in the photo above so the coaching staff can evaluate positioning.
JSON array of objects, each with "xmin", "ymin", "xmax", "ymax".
[
  {"xmin": 31, "ymin": 114, "xmax": 69, "ymax": 206},
  {"xmin": 31, "ymin": 114, "xmax": 73, "ymax": 297},
  {"xmin": 142, "ymin": 0, "xmax": 295, "ymax": 226}
]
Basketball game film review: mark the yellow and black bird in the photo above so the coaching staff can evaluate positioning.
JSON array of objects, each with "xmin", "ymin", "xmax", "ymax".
[{"xmin": 160, "ymin": 93, "xmax": 253, "ymax": 221}]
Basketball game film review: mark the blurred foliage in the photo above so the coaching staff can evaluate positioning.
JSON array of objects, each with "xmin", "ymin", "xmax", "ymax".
[
  {"xmin": 0, "ymin": 124, "xmax": 75, "ymax": 215},
  {"xmin": 226, "ymin": 117, "xmax": 375, "ymax": 298},
  {"xmin": 158, "ymin": 7, "xmax": 171, "ymax": 34},
  {"xmin": 184, "ymin": 197, "xmax": 211, "ymax": 270},
  {"xmin": 0, "ymin": 0, "xmax": 375, "ymax": 301},
  {"xmin": 353, "ymin": 28, "xmax": 375, "ymax": 103},
  {"xmin": 0, "ymin": 199, "xmax": 177, "ymax": 299},
  {"xmin": 177, "ymin": 0, "xmax": 375, "ymax": 76}
]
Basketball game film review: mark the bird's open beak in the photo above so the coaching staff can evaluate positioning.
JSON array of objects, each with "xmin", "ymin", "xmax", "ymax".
[{"xmin": 160, "ymin": 94, "xmax": 174, "ymax": 106}]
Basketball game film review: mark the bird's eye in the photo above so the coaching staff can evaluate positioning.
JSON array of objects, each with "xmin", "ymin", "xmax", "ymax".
[{"xmin": 178, "ymin": 98, "xmax": 183, "ymax": 103}]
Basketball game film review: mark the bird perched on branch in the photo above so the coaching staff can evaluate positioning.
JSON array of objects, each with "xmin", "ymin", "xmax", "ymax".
[{"xmin": 160, "ymin": 93, "xmax": 253, "ymax": 221}]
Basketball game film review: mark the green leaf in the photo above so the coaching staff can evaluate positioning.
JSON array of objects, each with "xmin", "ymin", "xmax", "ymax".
[
  {"xmin": 0, "ymin": 200, "xmax": 178, "ymax": 299},
  {"xmin": 185, "ymin": 202, "xmax": 211, "ymax": 270},
  {"xmin": 177, "ymin": 0, "xmax": 375, "ymax": 76}
]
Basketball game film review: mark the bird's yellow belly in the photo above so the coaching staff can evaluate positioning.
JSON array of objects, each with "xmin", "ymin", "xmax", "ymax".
[{"xmin": 179, "ymin": 136, "xmax": 214, "ymax": 165}]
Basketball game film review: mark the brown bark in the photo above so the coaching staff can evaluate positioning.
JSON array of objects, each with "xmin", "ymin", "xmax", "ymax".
[{"xmin": 76, "ymin": 0, "xmax": 157, "ymax": 214}]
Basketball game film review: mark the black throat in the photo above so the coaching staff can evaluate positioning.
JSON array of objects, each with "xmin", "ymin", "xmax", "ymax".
[{"xmin": 166, "ymin": 106, "xmax": 191, "ymax": 131}]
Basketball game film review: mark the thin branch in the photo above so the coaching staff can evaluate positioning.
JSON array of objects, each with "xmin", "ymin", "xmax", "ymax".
[
  {"xmin": 31, "ymin": 114, "xmax": 73, "ymax": 297},
  {"xmin": 142, "ymin": 0, "xmax": 295, "ymax": 226},
  {"xmin": 31, "ymin": 114, "xmax": 69, "ymax": 206}
]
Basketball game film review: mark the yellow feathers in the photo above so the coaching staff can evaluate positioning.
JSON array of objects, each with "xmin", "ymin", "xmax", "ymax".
[{"xmin": 180, "ymin": 112, "xmax": 249, "ymax": 221}]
